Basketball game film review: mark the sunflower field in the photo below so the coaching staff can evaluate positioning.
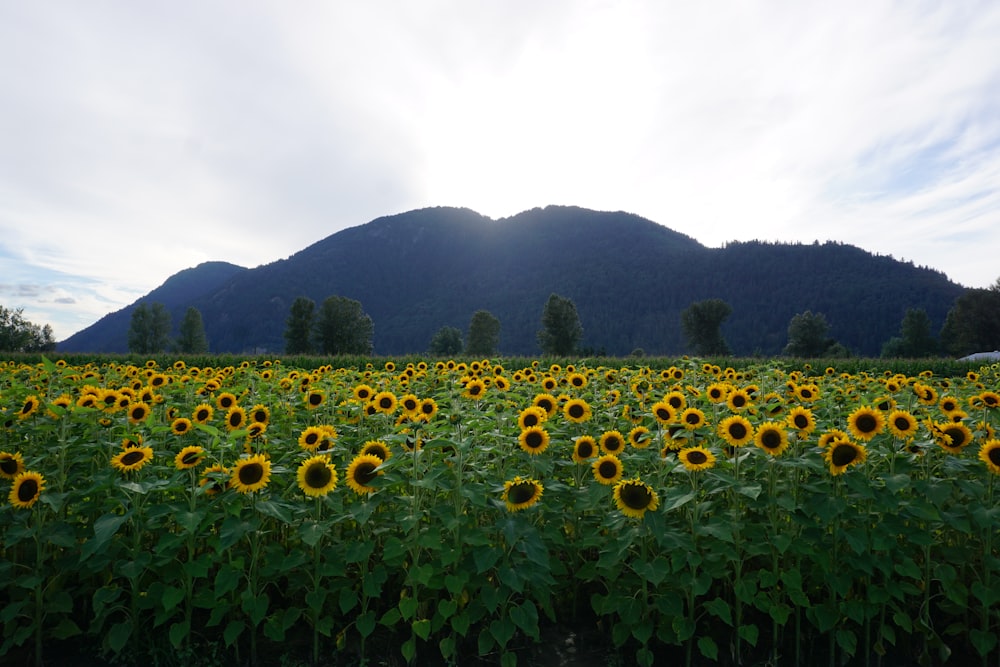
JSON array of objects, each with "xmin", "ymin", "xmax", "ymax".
[{"xmin": 2, "ymin": 355, "xmax": 999, "ymax": 667}]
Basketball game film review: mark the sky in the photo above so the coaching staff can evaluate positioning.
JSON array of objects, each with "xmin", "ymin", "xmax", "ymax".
[{"xmin": 2, "ymin": 1, "xmax": 1000, "ymax": 342}]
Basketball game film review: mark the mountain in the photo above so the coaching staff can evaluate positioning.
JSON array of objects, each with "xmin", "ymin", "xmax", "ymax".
[
  {"xmin": 58, "ymin": 206, "xmax": 967, "ymax": 356},
  {"xmin": 60, "ymin": 261, "xmax": 248, "ymax": 353}
]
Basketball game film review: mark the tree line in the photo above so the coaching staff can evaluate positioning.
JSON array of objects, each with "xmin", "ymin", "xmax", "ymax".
[{"xmin": 7, "ymin": 276, "xmax": 998, "ymax": 357}]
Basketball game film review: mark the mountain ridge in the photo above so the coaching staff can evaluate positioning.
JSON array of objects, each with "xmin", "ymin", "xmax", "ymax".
[{"xmin": 58, "ymin": 206, "xmax": 966, "ymax": 356}]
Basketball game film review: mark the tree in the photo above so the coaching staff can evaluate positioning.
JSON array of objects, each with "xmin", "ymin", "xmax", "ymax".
[
  {"xmin": 428, "ymin": 326, "xmax": 464, "ymax": 355},
  {"xmin": 881, "ymin": 308, "xmax": 937, "ymax": 358},
  {"xmin": 680, "ymin": 299, "xmax": 732, "ymax": 356},
  {"xmin": 0, "ymin": 306, "xmax": 56, "ymax": 352},
  {"xmin": 537, "ymin": 293, "xmax": 583, "ymax": 356},
  {"xmin": 783, "ymin": 310, "xmax": 835, "ymax": 357},
  {"xmin": 466, "ymin": 310, "xmax": 501, "ymax": 356},
  {"xmin": 127, "ymin": 302, "xmax": 171, "ymax": 354},
  {"xmin": 176, "ymin": 307, "xmax": 209, "ymax": 353},
  {"xmin": 939, "ymin": 283, "xmax": 1000, "ymax": 356},
  {"xmin": 284, "ymin": 297, "xmax": 316, "ymax": 354},
  {"xmin": 314, "ymin": 295, "xmax": 374, "ymax": 355}
]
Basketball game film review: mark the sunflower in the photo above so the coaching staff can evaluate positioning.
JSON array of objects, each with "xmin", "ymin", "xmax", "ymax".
[
  {"xmin": 592, "ymin": 454, "xmax": 624, "ymax": 485},
  {"xmin": 225, "ymin": 406, "xmax": 247, "ymax": 431},
  {"xmin": 938, "ymin": 396, "xmax": 961, "ymax": 414},
  {"xmin": 517, "ymin": 406, "xmax": 548, "ymax": 430},
  {"xmin": 980, "ymin": 391, "xmax": 1000, "ymax": 409},
  {"xmin": 979, "ymin": 439, "xmax": 1000, "ymax": 475},
  {"xmin": 678, "ymin": 446, "xmax": 716, "ymax": 472},
  {"xmin": 192, "ymin": 403, "xmax": 214, "ymax": 424},
  {"xmin": 174, "ymin": 446, "xmax": 205, "ymax": 470},
  {"xmin": 111, "ymin": 446, "xmax": 154, "ymax": 473},
  {"xmin": 613, "ymin": 478, "xmax": 660, "ymax": 519},
  {"xmin": 629, "ymin": 426, "xmax": 652, "ymax": 449},
  {"xmin": 532, "ymin": 393, "xmax": 559, "ymax": 417},
  {"xmin": 680, "ymin": 408, "xmax": 707, "ymax": 430},
  {"xmin": 650, "ymin": 401, "xmax": 676, "ymax": 425},
  {"xmin": 726, "ymin": 389, "xmax": 753, "ymax": 412},
  {"xmin": 563, "ymin": 398, "xmax": 592, "ymax": 423},
  {"xmin": 171, "ymin": 417, "xmax": 193, "ymax": 436},
  {"xmin": 373, "ymin": 391, "xmax": 398, "ymax": 415},
  {"xmin": 786, "ymin": 406, "xmax": 816, "ymax": 435},
  {"xmin": 346, "ymin": 453, "xmax": 384, "ymax": 495},
  {"xmin": 825, "ymin": 440, "xmax": 867, "ymax": 475},
  {"xmin": 216, "ymin": 392, "xmax": 238, "ymax": 410},
  {"xmin": 353, "ymin": 384, "xmax": 374, "ymax": 402},
  {"xmin": 931, "ymin": 421, "xmax": 974, "ymax": 454},
  {"xmin": 518, "ymin": 426, "xmax": 550, "ymax": 455},
  {"xmin": 887, "ymin": 410, "xmax": 919, "ymax": 440},
  {"xmin": 246, "ymin": 404, "xmax": 270, "ymax": 425},
  {"xmin": 754, "ymin": 421, "xmax": 789, "ymax": 456},
  {"xmin": 399, "ymin": 394, "xmax": 421, "ymax": 417},
  {"xmin": 913, "ymin": 383, "xmax": 938, "ymax": 406},
  {"xmin": 818, "ymin": 429, "xmax": 850, "ymax": 449},
  {"xmin": 230, "ymin": 454, "xmax": 272, "ymax": 494},
  {"xmin": 502, "ymin": 476, "xmax": 543, "ymax": 512},
  {"xmin": 847, "ymin": 406, "xmax": 885, "ymax": 441},
  {"xmin": 718, "ymin": 415, "xmax": 754, "ymax": 447},
  {"xmin": 462, "ymin": 379, "xmax": 487, "ymax": 400},
  {"xmin": 359, "ymin": 440, "xmax": 392, "ymax": 462},
  {"xmin": 795, "ymin": 384, "xmax": 820, "ymax": 403},
  {"xmin": 572, "ymin": 436, "xmax": 597, "ymax": 463},
  {"xmin": 418, "ymin": 398, "xmax": 438, "ymax": 421},
  {"xmin": 18, "ymin": 395, "xmax": 41, "ymax": 420},
  {"xmin": 127, "ymin": 402, "xmax": 152, "ymax": 424},
  {"xmin": 297, "ymin": 454, "xmax": 338, "ymax": 497},
  {"xmin": 705, "ymin": 383, "xmax": 729, "ymax": 404},
  {"xmin": 664, "ymin": 390, "xmax": 687, "ymax": 412},
  {"xmin": 0, "ymin": 451, "xmax": 26, "ymax": 479},
  {"xmin": 298, "ymin": 426, "xmax": 327, "ymax": 452},
  {"xmin": 599, "ymin": 430, "xmax": 626, "ymax": 455},
  {"xmin": 9, "ymin": 471, "xmax": 45, "ymax": 509},
  {"xmin": 199, "ymin": 464, "xmax": 229, "ymax": 495}
]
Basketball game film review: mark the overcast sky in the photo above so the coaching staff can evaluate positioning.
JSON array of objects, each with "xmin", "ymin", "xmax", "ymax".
[{"xmin": 3, "ymin": 1, "xmax": 999, "ymax": 342}]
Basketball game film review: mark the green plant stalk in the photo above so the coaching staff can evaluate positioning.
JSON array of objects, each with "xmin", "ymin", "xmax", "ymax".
[
  {"xmin": 32, "ymin": 509, "xmax": 45, "ymax": 667},
  {"xmin": 983, "ymin": 472, "xmax": 993, "ymax": 667},
  {"xmin": 311, "ymin": 497, "xmax": 323, "ymax": 667},
  {"xmin": 733, "ymin": 446, "xmax": 744, "ymax": 665}
]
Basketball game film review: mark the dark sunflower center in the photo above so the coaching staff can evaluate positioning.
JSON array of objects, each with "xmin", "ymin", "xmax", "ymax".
[
  {"xmin": 893, "ymin": 416, "xmax": 912, "ymax": 431},
  {"xmin": 17, "ymin": 479, "xmax": 38, "ymax": 501},
  {"xmin": 254, "ymin": 411, "xmax": 267, "ymax": 422},
  {"xmin": 239, "ymin": 463, "xmax": 264, "ymax": 485},
  {"xmin": 403, "ymin": 400, "xmax": 417, "ymax": 411},
  {"xmin": 800, "ymin": 389, "xmax": 813, "ymax": 399},
  {"xmin": 196, "ymin": 410, "xmax": 209, "ymax": 421},
  {"xmin": 620, "ymin": 483, "xmax": 652, "ymax": 510},
  {"xmin": 537, "ymin": 400, "xmax": 553, "ymax": 413},
  {"xmin": 942, "ymin": 401, "xmax": 956, "ymax": 411},
  {"xmin": 1, "ymin": 458, "xmax": 18, "ymax": 475},
  {"xmin": 305, "ymin": 463, "xmax": 332, "ymax": 488},
  {"xmin": 229, "ymin": 414, "xmax": 242, "ymax": 427},
  {"xmin": 989, "ymin": 447, "xmax": 1000, "ymax": 466},
  {"xmin": 421, "ymin": 403, "xmax": 434, "ymax": 415},
  {"xmin": 468, "ymin": 385, "xmax": 482, "ymax": 396},
  {"xmin": 731, "ymin": 395, "xmax": 747, "ymax": 407},
  {"xmin": 984, "ymin": 395, "xmax": 998, "ymax": 407},
  {"xmin": 353, "ymin": 462, "xmax": 377, "ymax": 485},
  {"xmin": 121, "ymin": 451, "xmax": 145, "ymax": 466},
  {"xmin": 365, "ymin": 446, "xmax": 388, "ymax": 460},
  {"xmin": 760, "ymin": 430, "xmax": 782, "ymax": 449},
  {"xmin": 305, "ymin": 432, "xmax": 319, "ymax": 445},
  {"xmin": 669, "ymin": 397, "xmax": 683, "ymax": 409},
  {"xmin": 309, "ymin": 394, "xmax": 323, "ymax": 406},
  {"xmin": 728, "ymin": 423, "xmax": 748, "ymax": 440},
  {"xmin": 132, "ymin": 408, "xmax": 145, "ymax": 419},
  {"xmin": 855, "ymin": 415, "xmax": 877, "ymax": 433},
  {"xmin": 568, "ymin": 404, "xmax": 585, "ymax": 419},
  {"xmin": 176, "ymin": 422, "xmax": 188, "ymax": 432},
  {"xmin": 182, "ymin": 452, "xmax": 201, "ymax": 465},
  {"xmin": 793, "ymin": 415, "xmax": 809, "ymax": 429},
  {"xmin": 525, "ymin": 431, "xmax": 544, "ymax": 449},
  {"xmin": 686, "ymin": 450, "xmax": 707, "ymax": 465},
  {"xmin": 220, "ymin": 398, "xmax": 233, "ymax": 408},
  {"xmin": 685, "ymin": 413, "xmax": 701, "ymax": 425},
  {"xmin": 605, "ymin": 436, "xmax": 622, "ymax": 451},
  {"xmin": 508, "ymin": 482, "xmax": 537, "ymax": 505},
  {"xmin": 943, "ymin": 427, "xmax": 967, "ymax": 448},
  {"xmin": 379, "ymin": 397, "xmax": 394, "ymax": 408},
  {"xmin": 577, "ymin": 442, "xmax": 594, "ymax": 458},
  {"xmin": 598, "ymin": 461, "xmax": 618, "ymax": 478},
  {"xmin": 831, "ymin": 444, "xmax": 858, "ymax": 466},
  {"xmin": 656, "ymin": 407, "xmax": 672, "ymax": 420},
  {"xmin": 523, "ymin": 414, "xmax": 540, "ymax": 427}
]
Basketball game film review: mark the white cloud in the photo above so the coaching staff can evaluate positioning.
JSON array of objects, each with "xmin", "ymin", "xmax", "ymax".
[{"xmin": 1, "ymin": 1, "xmax": 999, "ymax": 341}]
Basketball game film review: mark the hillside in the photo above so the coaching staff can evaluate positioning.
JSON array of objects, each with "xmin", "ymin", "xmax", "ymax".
[{"xmin": 58, "ymin": 206, "xmax": 967, "ymax": 356}]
